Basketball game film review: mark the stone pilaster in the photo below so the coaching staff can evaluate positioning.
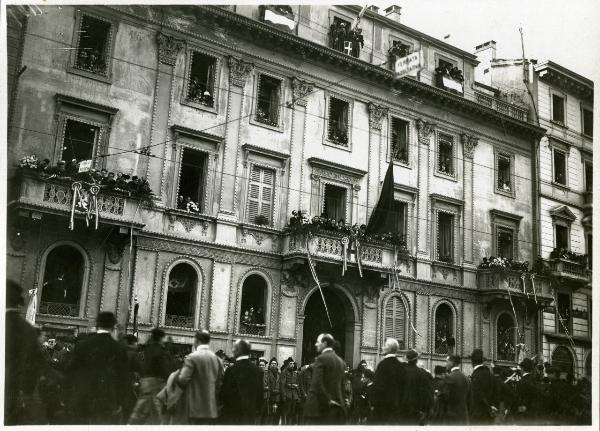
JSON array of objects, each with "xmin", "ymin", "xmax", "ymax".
[
  {"xmin": 367, "ymin": 103, "xmax": 388, "ymax": 221},
  {"xmin": 289, "ymin": 78, "xmax": 313, "ymax": 215},
  {"xmin": 416, "ymin": 119, "xmax": 435, "ymax": 257},
  {"xmin": 151, "ymin": 32, "xmax": 183, "ymax": 200},
  {"xmin": 461, "ymin": 133, "xmax": 478, "ymax": 264}
]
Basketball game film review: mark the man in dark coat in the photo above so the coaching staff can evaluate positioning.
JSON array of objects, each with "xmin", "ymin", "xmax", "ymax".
[
  {"xmin": 468, "ymin": 348, "xmax": 494, "ymax": 424},
  {"xmin": 372, "ymin": 338, "xmax": 405, "ymax": 424},
  {"xmin": 398, "ymin": 349, "xmax": 433, "ymax": 425},
  {"xmin": 5, "ymin": 280, "xmax": 48, "ymax": 425},
  {"xmin": 430, "ymin": 365, "xmax": 448, "ymax": 424},
  {"xmin": 219, "ymin": 339, "xmax": 264, "ymax": 424},
  {"xmin": 304, "ymin": 333, "xmax": 347, "ymax": 424},
  {"xmin": 514, "ymin": 358, "xmax": 540, "ymax": 424},
  {"xmin": 443, "ymin": 354, "xmax": 469, "ymax": 424},
  {"xmin": 68, "ymin": 311, "xmax": 129, "ymax": 424}
]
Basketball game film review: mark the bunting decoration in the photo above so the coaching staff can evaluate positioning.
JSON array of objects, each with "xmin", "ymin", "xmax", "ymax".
[
  {"xmin": 25, "ymin": 288, "xmax": 37, "ymax": 325},
  {"xmin": 505, "ymin": 282, "xmax": 522, "ymax": 341},
  {"xmin": 69, "ymin": 182, "xmax": 83, "ymax": 230},
  {"xmin": 341, "ymin": 236, "xmax": 349, "ymax": 276},
  {"xmin": 306, "ymin": 233, "xmax": 332, "ymax": 328},
  {"xmin": 530, "ymin": 274, "xmax": 538, "ymax": 304},
  {"xmin": 355, "ymin": 239, "xmax": 363, "ymax": 278},
  {"xmin": 88, "ymin": 184, "xmax": 100, "ymax": 230}
]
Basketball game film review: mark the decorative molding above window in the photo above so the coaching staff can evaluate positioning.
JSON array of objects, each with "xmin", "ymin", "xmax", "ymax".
[
  {"xmin": 308, "ymin": 158, "xmax": 366, "ymax": 187},
  {"xmin": 171, "ymin": 125, "xmax": 222, "ymax": 153},
  {"xmin": 292, "ymin": 77, "xmax": 314, "ymax": 106},
  {"xmin": 368, "ymin": 102, "xmax": 388, "ymax": 130},
  {"xmin": 228, "ymin": 56, "xmax": 254, "ymax": 87},
  {"xmin": 157, "ymin": 32, "xmax": 185, "ymax": 66},
  {"xmin": 549, "ymin": 205, "xmax": 576, "ymax": 224},
  {"xmin": 416, "ymin": 119, "xmax": 435, "ymax": 145},
  {"xmin": 490, "ymin": 209, "xmax": 522, "ymax": 260},
  {"xmin": 461, "ymin": 133, "xmax": 479, "ymax": 159},
  {"xmin": 242, "ymin": 143, "xmax": 289, "ymax": 169}
]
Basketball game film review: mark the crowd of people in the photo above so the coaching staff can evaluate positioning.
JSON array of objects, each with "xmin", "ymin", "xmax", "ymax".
[{"xmin": 6, "ymin": 279, "xmax": 591, "ymax": 425}]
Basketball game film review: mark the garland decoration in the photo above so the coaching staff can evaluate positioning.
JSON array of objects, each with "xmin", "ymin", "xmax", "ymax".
[
  {"xmin": 69, "ymin": 182, "xmax": 83, "ymax": 230},
  {"xmin": 306, "ymin": 233, "xmax": 332, "ymax": 328}
]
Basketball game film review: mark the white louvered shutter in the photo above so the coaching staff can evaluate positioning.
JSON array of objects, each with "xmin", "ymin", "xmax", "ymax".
[
  {"xmin": 247, "ymin": 165, "xmax": 274, "ymax": 225},
  {"xmin": 384, "ymin": 296, "xmax": 406, "ymax": 348}
]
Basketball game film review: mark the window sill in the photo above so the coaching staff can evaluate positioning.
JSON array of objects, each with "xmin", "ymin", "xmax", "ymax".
[
  {"xmin": 67, "ymin": 65, "xmax": 112, "ymax": 84},
  {"xmin": 582, "ymin": 133, "xmax": 593, "ymax": 140},
  {"xmin": 392, "ymin": 159, "xmax": 411, "ymax": 169},
  {"xmin": 433, "ymin": 259, "xmax": 459, "ymax": 268},
  {"xmin": 323, "ymin": 139, "xmax": 351, "ymax": 152},
  {"xmin": 550, "ymin": 120, "xmax": 568, "ymax": 130},
  {"xmin": 249, "ymin": 116, "xmax": 284, "ymax": 133},
  {"xmin": 241, "ymin": 222, "xmax": 282, "ymax": 234},
  {"xmin": 181, "ymin": 97, "xmax": 218, "ymax": 114},
  {"xmin": 494, "ymin": 187, "xmax": 516, "ymax": 199},
  {"xmin": 551, "ymin": 181, "xmax": 570, "ymax": 191},
  {"xmin": 433, "ymin": 169, "xmax": 457, "ymax": 182}
]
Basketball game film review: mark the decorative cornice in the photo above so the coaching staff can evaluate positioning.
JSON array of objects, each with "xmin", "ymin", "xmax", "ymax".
[
  {"xmin": 367, "ymin": 103, "xmax": 388, "ymax": 130},
  {"xmin": 228, "ymin": 56, "xmax": 254, "ymax": 87},
  {"xmin": 242, "ymin": 143, "xmax": 290, "ymax": 163},
  {"xmin": 461, "ymin": 134, "xmax": 479, "ymax": 159},
  {"xmin": 416, "ymin": 119, "xmax": 435, "ymax": 145},
  {"xmin": 292, "ymin": 77, "xmax": 314, "ymax": 106},
  {"xmin": 549, "ymin": 205, "xmax": 577, "ymax": 223},
  {"xmin": 490, "ymin": 209, "xmax": 524, "ymax": 223},
  {"xmin": 55, "ymin": 93, "xmax": 119, "ymax": 118},
  {"xmin": 430, "ymin": 193, "xmax": 464, "ymax": 208},
  {"xmin": 535, "ymin": 61, "xmax": 594, "ymax": 102},
  {"xmin": 307, "ymin": 157, "xmax": 367, "ymax": 179},
  {"xmin": 156, "ymin": 32, "xmax": 184, "ymax": 66}
]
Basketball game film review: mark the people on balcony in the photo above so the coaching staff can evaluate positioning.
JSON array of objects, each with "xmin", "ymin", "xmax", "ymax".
[{"xmin": 329, "ymin": 20, "xmax": 362, "ymax": 58}]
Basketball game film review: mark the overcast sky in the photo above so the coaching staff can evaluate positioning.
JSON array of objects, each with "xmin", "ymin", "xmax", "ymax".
[{"xmin": 371, "ymin": 0, "xmax": 599, "ymax": 80}]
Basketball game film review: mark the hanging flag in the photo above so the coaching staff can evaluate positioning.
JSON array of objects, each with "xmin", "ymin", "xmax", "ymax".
[
  {"xmin": 366, "ymin": 162, "xmax": 396, "ymax": 234},
  {"xmin": 351, "ymin": 4, "xmax": 369, "ymax": 31},
  {"xmin": 25, "ymin": 288, "xmax": 37, "ymax": 325},
  {"xmin": 263, "ymin": 5, "xmax": 296, "ymax": 32}
]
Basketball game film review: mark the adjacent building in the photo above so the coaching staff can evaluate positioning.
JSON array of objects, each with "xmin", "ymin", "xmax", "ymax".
[{"xmin": 8, "ymin": 5, "xmax": 568, "ymax": 373}]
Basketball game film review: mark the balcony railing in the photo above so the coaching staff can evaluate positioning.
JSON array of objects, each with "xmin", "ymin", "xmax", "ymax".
[
  {"xmin": 38, "ymin": 301, "xmax": 80, "ymax": 317},
  {"xmin": 240, "ymin": 322, "xmax": 266, "ymax": 336},
  {"xmin": 546, "ymin": 258, "xmax": 590, "ymax": 283},
  {"xmin": 474, "ymin": 91, "xmax": 528, "ymax": 122},
  {"xmin": 477, "ymin": 268, "xmax": 553, "ymax": 301},
  {"xmin": 165, "ymin": 314, "xmax": 194, "ymax": 328}
]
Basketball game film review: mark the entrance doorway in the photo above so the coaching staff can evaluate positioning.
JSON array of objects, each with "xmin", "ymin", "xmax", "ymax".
[{"xmin": 301, "ymin": 286, "xmax": 355, "ymax": 366}]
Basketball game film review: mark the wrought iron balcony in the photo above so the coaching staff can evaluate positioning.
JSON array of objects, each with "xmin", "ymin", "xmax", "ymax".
[
  {"xmin": 164, "ymin": 314, "xmax": 194, "ymax": 328},
  {"xmin": 240, "ymin": 322, "xmax": 266, "ymax": 336},
  {"xmin": 477, "ymin": 268, "xmax": 553, "ymax": 303},
  {"xmin": 474, "ymin": 91, "xmax": 528, "ymax": 122},
  {"xmin": 38, "ymin": 301, "xmax": 80, "ymax": 317}
]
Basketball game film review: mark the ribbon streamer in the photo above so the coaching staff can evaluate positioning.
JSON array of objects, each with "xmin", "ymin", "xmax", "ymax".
[
  {"xmin": 552, "ymin": 289, "xmax": 577, "ymax": 353},
  {"xmin": 530, "ymin": 274, "xmax": 538, "ymax": 304},
  {"xmin": 88, "ymin": 184, "xmax": 100, "ymax": 230},
  {"xmin": 392, "ymin": 264, "xmax": 420, "ymax": 337},
  {"xmin": 69, "ymin": 182, "xmax": 82, "ymax": 230},
  {"xmin": 25, "ymin": 288, "xmax": 37, "ymax": 325},
  {"xmin": 341, "ymin": 237, "xmax": 349, "ymax": 276},
  {"xmin": 505, "ymin": 283, "xmax": 522, "ymax": 341},
  {"xmin": 356, "ymin": 239, "xmax": 363, "ymax": 278},
  {"xmin": 306, "ymin": 234, "xmax": 332, "ymax": 328}
]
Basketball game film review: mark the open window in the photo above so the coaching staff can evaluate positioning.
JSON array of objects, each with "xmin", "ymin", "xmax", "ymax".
[
  {"xmin": 555, "ymin": 224, "xmax": 569, "ymax": 250},
  {"xmin": 553, "ymin": 149, "xmax": 567, "ymax": 185},
  {"xmin": 434, "ymin": 304, "xmax": 454, "ymax": 354},
  {"xmin": 437, "ymin": 212, "xmax": 454, "ymax": 263},
  {"xmin": 40, "ymin": 245, "xmax": 84, "ymax": 317},
  {"xmin": 383, "ymin": 295, "xmax": 406, "ymax": 350},
  {"xmin": 497, "ymin": 227, "xmax": 514, "ymax": 259},
  {"xmin": 328, "ymin": 97, "xmax": 349, "ymax": 146},
  {"xmin": 255, "ymin": 74, "xmax": 281, "ymax": 127},
  {"xmin": 391, "ymin": 117, "xmax": 409, "ymax": 164},
  {"xmin": 176, "ymin": 148, "xmax": 208, "ymax": 213},
  {"xmin": 556, "ymin": 293, "xmax": 572, "ymax": 335},
  {"xmin": 322, "ymin": 184, "xmax": 347, "ymax": 222},
  {"xmin": 186, "ymin": 51, "xmax": 217, "ymax": 107},
  {"xmin": 552, "ymin": 94, "xmax": 565, "ymax": 124},
  {"xmin": 247, "ymin": 165, "xmax": 274, "ymax": 226},
  {"xmin": 61, "ymin": 119, "xmax": 99, "ymax": 163},
  {"xmin": 496, "ymin": 152, "xmax": 513, "ymax": 194},
  {"xmin": 240, "ymin": 274, "xmax": 267, "ymax": 336},
  {"xmin": 165, "ymin": 263, "xmax": 197, "ymax": 328},
  {"xmin": 437, "ymin": 134, "xmax": 454, "ymax": 176},
  {"xmin": 75, "ymin": 14, "xmax": 111, "ymax": 76},
  {"xmin": 552, "ymin": 346, "xmax": 574, "ymax": 378},
  {"xmin": 497, "ymin": 313, "xmax": 516, "ymax": 361}
]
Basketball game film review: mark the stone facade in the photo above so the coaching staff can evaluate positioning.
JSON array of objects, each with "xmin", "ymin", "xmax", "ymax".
[{"xmin": 7, "ymin": 5, "xmax": 556, "ymax": 372}]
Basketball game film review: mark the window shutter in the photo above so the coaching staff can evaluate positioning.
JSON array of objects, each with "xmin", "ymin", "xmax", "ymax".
[
  {"xmin": 384, "ymin": 296, "xmax": 405, "ymax": 346},
  {"xmin": 247, "ymin": 165, "xmax": 275, "ymax": 225},
  {"xmin": 260, "ymin": 168, "xmax": 274, "ymax": 223}
]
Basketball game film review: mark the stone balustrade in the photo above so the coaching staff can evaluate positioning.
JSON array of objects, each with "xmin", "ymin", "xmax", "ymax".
[
  {"xmin": 546, "ymin": 258, "xmax": 590, "ymax": 284},
  {"xmin": 474, "ymin": 91, "xmax": 528, "ymax": 121},
  {"xmin": 477, "ymin": 268, "xmax": 553, "ymax": 301}
]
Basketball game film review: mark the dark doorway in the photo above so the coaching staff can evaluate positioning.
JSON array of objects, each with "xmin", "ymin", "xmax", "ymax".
[{"xmin": 301, "ymin": 287, "xmax": 352, "ymax": 366}]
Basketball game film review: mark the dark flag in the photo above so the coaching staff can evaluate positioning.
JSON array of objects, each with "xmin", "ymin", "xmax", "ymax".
[{"xmin": 366, "ymin": 162, "xmax": 396, "ymax": 234}]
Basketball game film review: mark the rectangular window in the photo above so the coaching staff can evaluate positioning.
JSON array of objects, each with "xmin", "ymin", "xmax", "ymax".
[
  {"xmin": 437, "ymin": 212, "xmax": 454, "ymax": 262},
  {"xmin": 75, "ymin": 15, "xmax": 111, "ymax": 76},
  {"xmin": 187, "ymin": 52, "xmax": 216, "ymax": 107},
  {"xmin": 555, "ymin": 224, "xmax": 569, "ymax": 250},
  {"xmin": 330, "ymin": 16, "xmax": 352, "ymax": 54},
  {"xmin": 177, "ymin": 149, "xmax": 207, "ymax": 212},
  {"xmin": 255, "ymin": 74, "xmax": 281, "ymax": 127},
  {"xmin": 322, "ymin": 184, "xmax": 346, "ymax": 222},
  {"xmin": 587, "ymin": 234, "xmax": 592, "ymax": 270},
  {"xmin": 497, "ymin": 153, "xmax": 512, "ymax": 192},
  {"xmin": 553, "ymin": 149, "xmax": 566, "ymax": 185},
  {"xmin": 552, "ymin": 94, "xmax": 565, "ymax": 123},
  {"xmin": 61, "ymin": 119, "xmax": 98, "ymax": 162},
  {"xmin": 497, "ymin": 228, "xmax": 514, "ymax": 259},
  {"xmin": 393, "ymin": 200, "xmax": 407, "ymax": 239},
  {"xmin": 247, "ymin": 166, "xmax": 275, "ymax": 226},
  {"xmin": 556, "ymin": 293, "xmax": 571, "ymax": 334},
  {"xmin": 328, "ymin": 97, "xmax": 349, "ymax": 146},
  {"xmin": 390, "ymin": 40, "xmax": 411, "ymax": 58},
  {"xmin": 585, "ymin": 162, "xmax": 593, "ymax": 192},
  {"xmin": 391, "ymin": 117, "xmax": 409, "ymax": 163},
  {"xmin": 582, "ymin": 108, "xmax": 593, "ymax": 136},
  {"xmin": 438, "ymin": 135, "xmax": 454, "ymax": 175}
]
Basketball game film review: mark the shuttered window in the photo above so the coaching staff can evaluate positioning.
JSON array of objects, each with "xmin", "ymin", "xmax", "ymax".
[
  {"xmin": 247, "ymin": 165, "xmax": 275, "ymax": 226},
  {"xmin": 384, "ymin": 296, "xmax": 406, "ymax": 349}
]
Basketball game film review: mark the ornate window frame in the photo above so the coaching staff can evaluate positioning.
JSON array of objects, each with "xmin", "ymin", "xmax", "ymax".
[
  {"xmin": 549, "ymin": 137, "xmax": 570, "ymax": 189},
  {"xmin": 494, "ymin": 149, "xmax": 516, "ymax": 198},
  {"xmin": 170, "ymin": 125, "xmax": 222, "ymax": 214},
  {"xmin": 181, "ymin": 45, "xmax": 222, "ymax": 114},
  {"xmin": 495, "ymin": 311, "xmax": 517, "ymax": 362},
  {"xmin": 67, "ymin": 10, "xmax": 118, "ymax": 84},
  {"xmin": 36, "ymin": 241, "xmax": 91, "ymax": 319},
  {"xmin": 549, "ymin": 205, "xmax": 576, "ymax": 251},
  {"xmin": 160, "ymin": 259, "xmax": 203, "ymax": 330},
  {"xmin": 388, "ymin": 113, "xmax": 412, "ymax": 168},
  {"xmin": 324, "ymin": 91, "xmax": 354, "ymax": 151},
  {"xmin": 236, "ymin": 270, "xmax": 273, "ymax": 338},
  {"xmin": 380, "ymin": 292, "xmax": 410, "ymax": 350},
  {"xmin": 432, "ymin": 300, "xmax": 457, "ymax": 355},
  {"xmin": 308, "ymin": 157, "xmax": 366, "ymax": 225},
  {"xmin": 434, "ymin": 131, "xmax": 458, "ymax": 181},
  {"xmin": 240, "ymin": 144, "xmax": 289, "ymax": 229},
  {"xmin": 431, "ymin": 194, "xmax": 463, "ymax": 264},
  {"xmin": 490, "ymin": 209, "xmax": 522, "ymax": 260},
  {"xmin": 249, "ymin": 68, "xmax": 286, "ymax": 133},
  {"xmin": 53, "ymin": 94, "xmax": 118, "ymax": 169}
]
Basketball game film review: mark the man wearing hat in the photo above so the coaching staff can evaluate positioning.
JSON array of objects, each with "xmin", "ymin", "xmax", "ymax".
[
  {"xmin": 515, "ymin": 357, "xmax": 539, "ymax": 424},
  {"xmin": 264, "ymin": 357, "xmax": 281, "ymax": 424},
  {"xmin": 372, "ymin": 338, "xmax": 406, "ymax": 424},
  {"xmin": 68, "ymin": 311, "xmax": 129, "ymax": 424},
  {"xmin": 399, "ymin": 349, "xmax": 433, "ymax": 425},
  {"xmin": 468, "ymin": 348, "xmax": 494, "ymax": 424}
]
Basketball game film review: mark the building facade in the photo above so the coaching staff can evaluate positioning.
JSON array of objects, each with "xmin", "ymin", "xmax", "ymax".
[
  {"xmin": 8, "ymin": 5, "xmax": 559, "ymax": 372},
  {"xmin": 474, "ymin": 42, "xmax": 593, "ymax": 379}
]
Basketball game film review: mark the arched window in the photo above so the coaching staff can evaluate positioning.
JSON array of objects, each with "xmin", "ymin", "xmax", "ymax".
[
  {"xmin": 40, "ymin": 245, "xmax": 84, "ymax": 316},
  {"xmin": 552, "ymin": 346, "xmax": 574, "ymax": 378},
  {"xmin": 434, "ymin": 303, "xmax": 455, "ymax": 354},
  {"xmin": 240, "ymin": 274, "xmax": 267, "ymax": 336},
  {"xmin": 384, "ymin": 295, "xmax": 406, "ymax": 350},
  {"xmin": 497, "ymin": 313, "xmax": 516, "ymax": 361},
  {"xmin": 165, "ymin": 263, "xmax": 197, "ymax": 328}
]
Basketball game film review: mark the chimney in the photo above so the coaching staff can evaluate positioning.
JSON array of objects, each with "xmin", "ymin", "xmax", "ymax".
[
  {"xmin": 367, "ymin": 5, "xmax": 379, "ymax": 13},
  {"xmin": 475, "ymin": 40, "xmax": 496, "ymax": 60},
  {"xmin": 384, "ymin": 5, "xmax": 401, "ymax": 23},
  {"xmin": 474, "ymin": 41, "xmax": 497, "ymax": 86}
]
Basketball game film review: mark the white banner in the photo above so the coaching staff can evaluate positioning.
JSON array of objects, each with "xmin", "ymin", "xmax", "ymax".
[
  {"xmin": 442, "ymin": 75, "xmax": 463, "ymax": 93},
  {"xmin": 78, "ymin": 159, "xmax": 92, "ymax": 173},
  {"xmin": 394, "ymin": 50, "xmax": 423, "ymax": 78},
  {"xmin": 26, "ymin": 288, "xmax": 37, "ymax": 325}
]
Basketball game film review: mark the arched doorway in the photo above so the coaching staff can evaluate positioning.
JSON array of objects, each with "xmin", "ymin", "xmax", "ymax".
[
  {"xmin": 552, "ymin": 345, "xmax": 574, "ymax": 377},
  {"xmin": 301, "ymin": 286, "xmax": 355, "ymax": 366}
]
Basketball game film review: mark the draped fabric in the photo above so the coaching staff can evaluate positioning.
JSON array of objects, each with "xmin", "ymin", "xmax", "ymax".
[
  {"xmin": 324, "ymin": 185, "xmax": 346, "ymax": 221},
  {"xmin": 438, "ymin": 213, "xmax": 453, "ymax": 261},
  {"xmin": 366, "ymin": 163, "xmax": 396, "ymax": 235}
]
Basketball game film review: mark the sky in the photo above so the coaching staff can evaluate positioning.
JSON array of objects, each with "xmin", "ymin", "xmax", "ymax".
[{"xmin": 371, "ymin": 0, "xmax": 600, "ymax": 80}]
